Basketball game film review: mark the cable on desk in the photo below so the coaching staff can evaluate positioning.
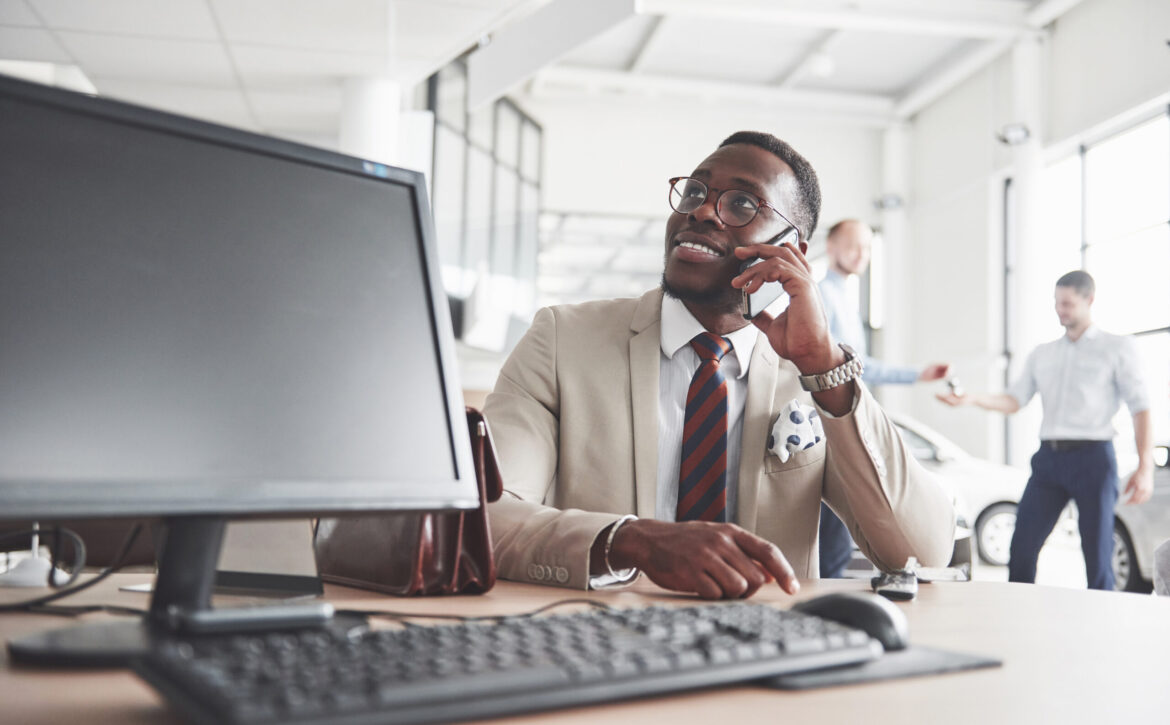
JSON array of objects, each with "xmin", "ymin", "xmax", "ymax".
[
  {"xmin": 336, "ymin": 597, "xmax": 616, "ymax": 628},
  {"xmin": 22, "ymin": 603, "xmax": 147, "ymax": 617},
  {"xmin": 0, "ymin": 523, "xmax": 143, "ymax": 613}
]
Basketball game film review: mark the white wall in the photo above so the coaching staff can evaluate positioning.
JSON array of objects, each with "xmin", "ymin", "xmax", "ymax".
[{"xmin": 897, "ymin": 0, "xmax": 1170, "ymax": 461}]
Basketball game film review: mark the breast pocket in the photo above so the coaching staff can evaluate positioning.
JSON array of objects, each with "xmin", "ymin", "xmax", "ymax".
[{"xmin": 764, "ymin": 441, "xmax": 827, "ymax": 474}]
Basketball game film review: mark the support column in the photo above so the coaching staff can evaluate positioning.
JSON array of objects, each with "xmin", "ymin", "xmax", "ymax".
[
  {"xmin": 1007, "ymin": 33, "xmax": 1046, "ymax": 466},
  {"xmin": 877, "ymin": 121, "xmax": 912, "ymax": 412},
  {"xmin": 339, "ymin": 77, "xmax": 402, "ymax": 166},
  {"xmin": 1009, "ymin": 33, "xmax": 1046, "ymax": 362}
]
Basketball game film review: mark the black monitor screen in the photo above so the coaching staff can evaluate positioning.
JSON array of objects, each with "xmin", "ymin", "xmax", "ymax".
[{"xmin": 0, "ymin": 76, "xmax": 478, "ymax": 518}]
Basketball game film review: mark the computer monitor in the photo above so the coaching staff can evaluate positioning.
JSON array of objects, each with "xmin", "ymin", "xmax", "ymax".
[{"xmin": 0, "ymin": 74, "xmax": 480, "ymax": 663}]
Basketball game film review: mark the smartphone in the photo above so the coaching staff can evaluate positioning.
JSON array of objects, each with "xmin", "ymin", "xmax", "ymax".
[{"xmin": 741, "ymin": 225, "xmax": 800, "ymax": 319}]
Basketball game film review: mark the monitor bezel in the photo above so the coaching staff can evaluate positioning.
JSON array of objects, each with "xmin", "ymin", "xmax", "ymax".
[{"xmin": 0, "ymin": 74, "xmax": 480, "ymax": 519}]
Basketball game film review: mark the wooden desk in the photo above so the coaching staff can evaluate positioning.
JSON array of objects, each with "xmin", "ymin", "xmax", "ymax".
[{"xmin": 2, "ymin": 574, "xmax": 1168, "ymax": 724}]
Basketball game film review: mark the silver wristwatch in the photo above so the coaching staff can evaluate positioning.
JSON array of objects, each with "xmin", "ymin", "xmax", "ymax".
[{"xmin": 798, "ymin": 343, "xmax": 864, "ymax": 392}]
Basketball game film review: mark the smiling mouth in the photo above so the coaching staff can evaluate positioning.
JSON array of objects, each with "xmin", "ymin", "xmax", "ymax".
[{"xmin": 674, "ymin": 239, "xmax": 724, "ymax": 257}]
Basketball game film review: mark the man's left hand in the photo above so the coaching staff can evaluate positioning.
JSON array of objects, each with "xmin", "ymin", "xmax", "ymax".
[{"xmin": 1123, "ymin": 465, "xmax": 1154, "ymax": 505}]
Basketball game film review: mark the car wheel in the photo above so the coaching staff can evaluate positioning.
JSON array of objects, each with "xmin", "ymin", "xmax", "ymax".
[
  {"xmin": 1112, "ymin": 521, "xmax": 1152, "ymax": 593},
  {"xmin": 975, "ymin": 503, "xmax": 1016, "ymax": 567}
]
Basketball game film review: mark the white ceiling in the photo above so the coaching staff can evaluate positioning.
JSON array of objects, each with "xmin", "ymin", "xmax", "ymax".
[
  {"xmin": 0, "ymin": 0, "xmax": 1084, "ymax": 307},
  {"xmin": 0, "ymin": 0, "xmax": 537, "ymax": 146},
  {"xmin": 0, "ymin": 0, "xmax": 1083, "ymax": 143}
]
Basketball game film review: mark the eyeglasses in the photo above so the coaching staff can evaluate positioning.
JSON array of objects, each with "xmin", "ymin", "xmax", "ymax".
[{"xmin": 668, "ymin": 176, "xmax": 795, "ymax": 230}]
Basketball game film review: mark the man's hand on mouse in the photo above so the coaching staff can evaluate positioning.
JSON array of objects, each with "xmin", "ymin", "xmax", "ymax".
[{"xmin": 607, "ymin": 518, "xmax": 800, "ymax": 600}]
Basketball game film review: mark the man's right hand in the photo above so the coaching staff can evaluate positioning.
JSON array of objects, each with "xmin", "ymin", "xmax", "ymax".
[
  {"xmin": 608, "ymin": 518, "xmax": 799, "ymax": 600},
  {"xmin": 918, "ymin": 362, "xmax": 950, "ymax": 382}
]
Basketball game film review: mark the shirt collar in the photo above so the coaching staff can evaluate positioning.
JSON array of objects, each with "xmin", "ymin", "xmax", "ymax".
[
  {"xmin": 660, "ymin": 294, "xmax": 758, "ymax": 379},
  {"xmin": 823, "ymin": 268, "xmax": 847, "ymax": 287},
  {"xmin": 1064, "ymin": 324, "xmax": 1100, "ymax": 343}
]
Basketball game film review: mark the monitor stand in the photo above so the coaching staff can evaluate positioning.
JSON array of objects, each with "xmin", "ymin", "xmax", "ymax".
[{"xmin": 7, "ymin": 517, "xmax": 345, "ymax": 668}]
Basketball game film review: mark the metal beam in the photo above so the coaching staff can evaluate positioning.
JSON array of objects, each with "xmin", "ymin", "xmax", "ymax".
[
  {"xmin": 627, "ymin": 15, "xmax": 666, "ymax": 72},
  {"xmin": 887, "ymin": 0, "xmax": 1086, "ymax": 119},
  {"xmin": 1027, "ymin": 0, "xmax": 1087, "ymax": 28},
  {"xmin": 636, "ymin": 0, "xmax": 1028, "ymax": 39},
  {"xmin": 532, "ymin": 66, "xmax": 895, "ymax": 125},
  {"xmin": 467, "ymin": 0, "xmax": 635, "ymax": 108},
  {"xmin": 893, "ymin": 37, "xmax": 1016, "ymax": 119},
  {"xmin": 776, "ymin": 29, "xmax": 842, "ymax": 88}
]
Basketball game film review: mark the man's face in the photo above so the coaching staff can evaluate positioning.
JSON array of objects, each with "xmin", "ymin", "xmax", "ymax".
[
  {"xmin": 1054, "ymin": 285, "xmax": 1092, "ymax": 329},
  {"xmin": 662, "ymin": 143, "xmax": 798, "ymax": 309},
  {"xmin": 826, "ymin": 221, "xmax": 871, "ymax": 276}
]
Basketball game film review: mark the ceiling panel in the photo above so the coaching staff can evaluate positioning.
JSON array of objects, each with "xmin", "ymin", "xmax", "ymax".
[
  {"xmin": 233, "ymin": 45, "xmax": 387, "ymax": 86},
  {"xmin": 635, "ymin": 15, "xmax": 823, "ymax": 85},
  {"xmin": 805, "ymin": 31, "xmax": 974, "ymax": 95},
  {"xmin": 28, "ymin": 0, "xmax": 218, "ymax": 40},
  {"xmin": 60, "ymin": 32, "xmax": 235, "ymax": 84},
  {"xmin": 0, "ymin": 26, "xmax": 69, "ymax": 61},
  {"xmin": 212, "ymin": 0, "xmax": 388, "ymax": 54},
  {"xmin": 90, "ymin": 78, "xmax": 254, "ymax": 129},
  {"xmin": 0, "ymin": 0, "xmax": 40, "ymax": 26}
]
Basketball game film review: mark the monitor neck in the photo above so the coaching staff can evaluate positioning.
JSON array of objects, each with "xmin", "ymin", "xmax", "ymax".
[{"xmin": 149, "ymin": 516, "xmax": 226, "ymax": 626}]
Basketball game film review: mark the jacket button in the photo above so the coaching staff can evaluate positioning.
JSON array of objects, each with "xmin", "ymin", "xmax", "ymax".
[
  {"xmin": 527, "ymin": 563, "xmax": 543, "ymax": 580},
  {"xmin": 555, "ymin": 567, "xmax": 569, "ymax": 583}
]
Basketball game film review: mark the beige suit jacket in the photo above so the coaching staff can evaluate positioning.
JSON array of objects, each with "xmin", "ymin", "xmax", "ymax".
[{"xmin": 485, "ymin": 289, "xmax": 955, "ymax": 590}]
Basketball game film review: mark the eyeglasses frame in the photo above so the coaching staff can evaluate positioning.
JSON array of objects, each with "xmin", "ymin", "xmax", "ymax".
[{"xmin": 667, "ymin": 176, "xmax": 801, "ymax": 240}]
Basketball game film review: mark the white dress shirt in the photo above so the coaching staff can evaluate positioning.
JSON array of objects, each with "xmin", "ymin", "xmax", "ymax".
[
  {"xmin": 656, "ymin": 295, "xmax": 760, "ymax": 522},
  {"xmin": 1007, "ymin": 325, "xmax": 1149, "ymax": 441}
]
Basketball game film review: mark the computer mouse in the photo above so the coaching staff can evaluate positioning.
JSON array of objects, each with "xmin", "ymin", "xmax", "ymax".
[{"xmin": 791, "ymin": 591, "xmax": 910, "ymax": 651}]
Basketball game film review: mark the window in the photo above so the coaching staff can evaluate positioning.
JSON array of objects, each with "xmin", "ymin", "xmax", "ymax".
[
  {"xmin": 1083, "ymin": 113, "xmax": 1170, "ymax": 452},
  {"xmin": 427, "ymin": 62, "xmax": 543, "ymax": 352},
  {"xmin": 1005, "ymin": 110, "xmax": 1170, "ymax": 465}
]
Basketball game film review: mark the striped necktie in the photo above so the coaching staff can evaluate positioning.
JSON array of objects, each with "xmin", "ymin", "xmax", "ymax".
[{"xmin": 677, "ymin": 332, "xmax": 733, "ymax": 522}]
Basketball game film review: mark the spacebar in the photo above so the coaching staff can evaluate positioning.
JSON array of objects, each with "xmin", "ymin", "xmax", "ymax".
[{"xmin": 376, "ymin": 666, "xmax": 574, "ymax": 707}]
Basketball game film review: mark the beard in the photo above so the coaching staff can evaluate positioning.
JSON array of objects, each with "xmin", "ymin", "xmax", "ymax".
[{"xmin": 660, "ymin": 272, "xmax": 743, "ymax": 313}]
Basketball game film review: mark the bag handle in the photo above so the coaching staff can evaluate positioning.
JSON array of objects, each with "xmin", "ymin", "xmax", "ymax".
[{"xmin": 465, "ymin": 407, "xmax": 503, "ymax": 502}]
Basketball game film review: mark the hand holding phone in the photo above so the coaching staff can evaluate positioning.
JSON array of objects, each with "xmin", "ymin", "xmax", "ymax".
[{"xmin": 741, "ymin": 226, "xmax": 800, "ymax": 319}]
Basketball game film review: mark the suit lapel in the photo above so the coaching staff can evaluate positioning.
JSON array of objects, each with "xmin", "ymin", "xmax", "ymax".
[
  {"xmin": 737, "ymin": 334, "xmax": 779, "ymax": 531},
  {"xmin": 629, "ymin": 290, "xmax": 662, "ymax": 519}
]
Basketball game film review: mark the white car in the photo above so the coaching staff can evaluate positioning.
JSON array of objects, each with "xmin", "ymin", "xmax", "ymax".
[
  {"xmin": 1112, "ymin": 446, "xmax": 1170, "ymax": 592},
  {"xmin": 890, "ymin": 414, "xmax": 1029, "ymax": 568}
]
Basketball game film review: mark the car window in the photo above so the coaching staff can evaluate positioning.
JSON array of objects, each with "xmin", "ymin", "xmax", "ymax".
[{"xmin": 896, "ymin": 424, "xmax": 937, "ymax": 461}]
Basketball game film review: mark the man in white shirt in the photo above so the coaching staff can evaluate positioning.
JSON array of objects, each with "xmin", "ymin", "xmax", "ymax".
[
  {"xmin": 484, "ymin": 132, "xmax": 955, "ymax": 599},
  {"xmin": 816, "ymin": 219, "xmax": 949, "ymax": 578},
  {"xmin": 937, "ymin": 270, "xmax": 1153, "ymax": 589}
]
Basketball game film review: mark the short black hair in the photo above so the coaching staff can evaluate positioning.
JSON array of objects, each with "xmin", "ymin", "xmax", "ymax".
[
  {"xmin": 719, "ymin": 131, "xmax": 821, "ymax": 241},
  {"xmin": 1056, "ymin": 270, "xmax": 1094, "ymax": 297}
]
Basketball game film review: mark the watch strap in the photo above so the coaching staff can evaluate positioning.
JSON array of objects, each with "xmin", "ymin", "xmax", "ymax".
[{"xmin": 798, "ymin": 344, "xmax": 864, "ymax": 392}]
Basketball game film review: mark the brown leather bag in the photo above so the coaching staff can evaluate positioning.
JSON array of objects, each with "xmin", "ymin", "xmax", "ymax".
[{"xmin": 313, "ymin": 407, "xmax": 503, "ymax": 595}]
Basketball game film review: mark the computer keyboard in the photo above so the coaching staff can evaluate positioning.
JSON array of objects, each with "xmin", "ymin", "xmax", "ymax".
[{"xmin": 133, "ymin": 601, "xmax": 882, "ymax": 725}]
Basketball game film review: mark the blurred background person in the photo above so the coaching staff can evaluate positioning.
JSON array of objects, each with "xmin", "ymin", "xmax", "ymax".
[
  {"xmin": 817, "ymin": 219, "xmax": 950, "ymax": 578},
  {"xmin": 937, "ymin": 270, "xmax": 1153, "ymax": 590}
]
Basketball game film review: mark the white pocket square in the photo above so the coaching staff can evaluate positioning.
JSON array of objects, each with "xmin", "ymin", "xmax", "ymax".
[{"xmin": 768, "ymin": 400, "xmax": 824, "ymax": 463}]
